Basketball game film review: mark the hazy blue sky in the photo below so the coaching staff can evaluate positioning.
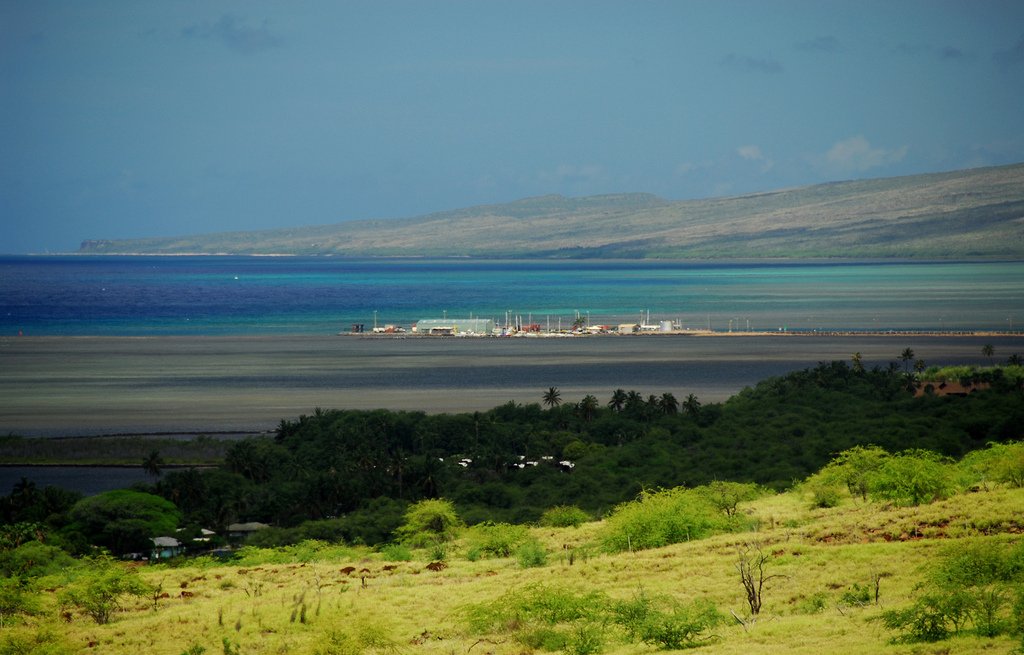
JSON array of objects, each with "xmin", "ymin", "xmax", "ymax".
[{"xmin": 3, "ymin": 1, "xmax": 1023, "ymax": 253}]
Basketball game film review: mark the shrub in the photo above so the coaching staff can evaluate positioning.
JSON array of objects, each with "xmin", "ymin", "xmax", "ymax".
[
  {"xmin": 464, "ymin": 584, "xmax": 607, "ymax": 635},
  {"xmin": 868, "ymin": 450, "xmax": 956, "ymax": 506},
  {"xmin": 0, "ymin": 541, "xmax": 74, "ymax": 579},
  {"xmin": 599, "ymin": 487, "xmax": 735, "ymax": 553},
  {"xmin": 614, "ymin": 590, "xmax": 723, "ymax": 650},
  {"xmin": 696, "ymin": 481, "xmax": 765, "ymax": 517},
  {"xmin": 378, "ymin": 543, "xmax": 413, "ymax": 562},
  {"xmin": 880, "ymin": 593, "xmax": 955, "ymax": 642},
  {"xmin": 881, "ymin": 539, "xmax": 1024, "ymax": 643},
  {"xmin": 961, "ymin": 442, "xmax": 1024, "ymax": 489},
  {"xmin": 801, "ymin": 476, "xmax": 843, "ymax": 508},
  {"xmin": 539, "ymin": 505, "xmax": 591, "ymax": 528},
  {"xmin": 815, "ymin": 445, "xmax": 889, "ymax": 501},
  {"xmin": 394, "ymin": 499, "xmax": 463, "ymax": 548},
  {"xmin": 516, "ymin": 538, "xmax": 548, "ymax": 568},
  {"xmin": 0, "ymin": 625, "xmax": 73, "ymax": 655},
  {"xmin": 0, "ymin": 578, "xmax": 40, "ymax": 628},
  {"xmin": 58, "ymin": 556, "xmax": 152, "ymax": 624},
  {"xmin": 564, "ymin": 622, "xmax": 605, "ymax": 655},
  {"xmin": 464, "ymin": 522, "xmax": 529, "ymax": 559},
  {"xmin": 796, "ymin": 592, "xmax": 828, "ymax": 614},
  {"xmin": 840, "ymin": 583, "xmax": 872, "ymax": 607}
]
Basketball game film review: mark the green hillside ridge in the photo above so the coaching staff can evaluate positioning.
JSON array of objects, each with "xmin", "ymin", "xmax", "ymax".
[
  {"xmin": 3, "ymin": 361, "xmax": 1024, "ymax": 653},
  {"xmin": 78, "ymin": 162, "xmax": 1024, "ymax": 259},
  {"xmin": 4, "ymin": 450, "xmax": 1024, "ymax": 654}
]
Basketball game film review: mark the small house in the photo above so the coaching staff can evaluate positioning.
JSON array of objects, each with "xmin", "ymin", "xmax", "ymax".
[{"xmin": 150, "ymin": 536, "xmax": 184, "ymax": 560}]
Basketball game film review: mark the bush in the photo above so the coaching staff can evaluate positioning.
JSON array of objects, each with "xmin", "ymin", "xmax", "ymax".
[
  {"xmin": 814, "ymin": 445, "xmax": 890, "ymax": 502},
  {"xmin": 696, "ymin": 481, "xmax": 765, "ymax": 517},
  {"xmin": 881, "ymin": 539, "xmax": 1024, "ymax": 643},
  {"xmin": 961, "ymin": 442, "xmax": 1024, "ymax": 489},
  {"xmin": 796, "ymin": 592, "xmax": 828, "ymax": 614},
  {"xmin": 394, "ymin": 499, "xmax": 463, "ymax": 548},
  {"xmin": 464, "ymin": 522, "xmax": 529, "ymax": 559},
  {"xmin": 880, "ymin": 593, "xmax": 955, "ymax": 642},
  {"xmin": 599, "ymin": 487, "xmax": 736, "ymax": 553},
  {"xmin": 868, "ymin": 450, "xmax": 956, "ymax": 506},
  {"xmin": 377, "ymin": 543, "xmax": 413, "ymax": 562},
  {"xmin": 0, "ymin": 625, "xmax": 73, "ymax": 655},
  {"xmin": 614, "ymin": 590, "xmax": 723, "ymax": 650},
  {"xmin": 464, "ymin": 584, "xmax": 607, "ymax": 635},
  {"xmin": 0, "ymin": 541, "xmax": 74, "ymax": 579},
  {"xmin": 801, "ymin": 476, "xmax": 843, "ymax": 508},
  {"xmin": 539, "ymin": 505, "xmax": 591, "ymax": 528},
  {"xmin": 516, "ymin": 538, "xmax": 548, "ymax": 568},
  {"xmin": 0, "ymin": 578, "xmax": 40, "ymax": 628},
  {"xmin": 58, "ymin": 556, "xmax": 152, "ymax": 624}
]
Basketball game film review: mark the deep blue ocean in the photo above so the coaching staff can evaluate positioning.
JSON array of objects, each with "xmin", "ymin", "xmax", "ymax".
[{"xmin": 1, "ymin": 256, "xmax": 1022, "ymax": 335}]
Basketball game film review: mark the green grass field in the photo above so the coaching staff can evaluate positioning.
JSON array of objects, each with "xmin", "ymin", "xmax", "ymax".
[{"xmin": 6, "ymin": 482, "xmax": 1023, "ymax": 655}]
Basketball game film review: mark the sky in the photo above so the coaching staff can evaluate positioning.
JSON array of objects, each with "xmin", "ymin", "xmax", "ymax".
[{"xmin": 2, "ymin": 1, "xmax": 1024, "ymax": 253}]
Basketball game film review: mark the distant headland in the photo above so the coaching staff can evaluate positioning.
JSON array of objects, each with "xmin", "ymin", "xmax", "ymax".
[{"xmin": 78, "ymin": 162, "xmax": 1024, "ymax": 260}]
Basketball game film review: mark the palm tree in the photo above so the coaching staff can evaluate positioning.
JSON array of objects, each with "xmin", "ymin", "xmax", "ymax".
[
  {"xmin": 577, "ymin": 395, "xmax": 599, "ymax": 422},
  {"xmin": 899, "ymin": 348, "xmax": 915, "ymax": 374},
  {"xmin": 682, "ymin": 393, "xmax": 701, "ymax": 417},
  {"xmin": 982, "ymin": 344, "xmax": 995, "ymax": 363},
  {"xmin": 913, "ymin": 359, "xmax": 926, "ymax": 375},
  {"xmin": 659, "ymin": 392, "xmax": 679, "ymax": 415},
  {"xmin": 11, "ymin": 477, "xmax": 37, "ymax": 511},
  {"xmin": 851, "ymin": 352, "xmax": 864, "ymax": 374},
  {"xmin": 608, "ymin": 388, "xmax": 627, "ymax": 412},
  {"xmin": 542, "ymin": 386, "xmax": 562, "ymax": 409},
  {"xmin": 142, "ymin": 450, "xmax": 164, "ymax": 478},
  {"xmin": 624, "ymin": 390, "xmax": 644, "ymax": 412},
  {"xmin": 1008, "ymin": 353, "xmax": 1023, "ymax": 366}
]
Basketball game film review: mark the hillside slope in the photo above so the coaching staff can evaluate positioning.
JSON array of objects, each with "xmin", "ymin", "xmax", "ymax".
[{"xmin": 79, "ymin": 162, "xmax": 1024, "ymax": 258}]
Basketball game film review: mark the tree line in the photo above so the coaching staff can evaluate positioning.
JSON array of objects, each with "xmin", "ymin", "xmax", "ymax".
[{"xmin": 3, "ymin": 358, "xmax": 1022, "ymax": 553}]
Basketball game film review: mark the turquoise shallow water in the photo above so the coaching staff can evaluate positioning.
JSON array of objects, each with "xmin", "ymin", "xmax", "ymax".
[{"xmin": 1, "ymin": 256, "xmax": 1021, "ymax": 335}]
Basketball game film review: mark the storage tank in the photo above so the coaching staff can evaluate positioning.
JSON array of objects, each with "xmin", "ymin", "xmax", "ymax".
[{"xmin": 659, "ymin": 320, "xmax": 674, "ymax": 332}]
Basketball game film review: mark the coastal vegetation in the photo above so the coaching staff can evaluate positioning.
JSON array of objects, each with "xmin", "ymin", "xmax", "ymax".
[
  {"xmin": 1, "ymin": 359, "xmax": 1023, "ymax": 653},
  {"xmin": 77, "ymin": 162, "xmax": 1024, "ymax": 259},
  {"xmin": 2, "ymin": 445, "xmax": 1024, "ymax": 653}
]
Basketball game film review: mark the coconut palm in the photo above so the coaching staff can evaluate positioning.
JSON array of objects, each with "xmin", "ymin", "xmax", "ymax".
[
  {"xmin": 608, "ymin": 388, "xmax": 627, "ymax": 412},
  {"xmin": 624, "ymin": 390, "xmax": 644, "ymax": 412},
  {"xmin": 659, "ymin": 392, "xmax": 679, "ymax": 415},
  {"xmin": 577, "ymin": 395, "xmax": 599, "ymax": 422},
  {"xmin": 542, "ymin": 386, "xmax": 562, "ymax": 409},
  {"xmin": 899, "ymin": 348, "xmax": 915, "ymax": 374},
  {"xmin": 682, "ymin": 393, "xmax": 701, "ymax": 417},
  {"xmin": 982, "ymin": 343, "xmax": 995, "ymax": 363},
  {"xmin": 142, "ymin": 450, "xmax": 164, "ymax": 478}
]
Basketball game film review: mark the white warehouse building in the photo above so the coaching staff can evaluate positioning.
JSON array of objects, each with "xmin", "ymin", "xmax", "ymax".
[{"xmin": 412, "ymin": 318, "xmax": 496, "ymax": 335}]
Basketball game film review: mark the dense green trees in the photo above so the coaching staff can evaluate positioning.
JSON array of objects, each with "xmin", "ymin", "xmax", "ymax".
[
  {"xmin": 66, "ymin": 490, "xmax": 180, "ymax": 555},
  {"xmin": 4, "ymin": 359, "xmax": 1022, "ymax": 551},
  {"xmin": 136, "ymin": 360, "xmax": 1023, "ymax": 541}
]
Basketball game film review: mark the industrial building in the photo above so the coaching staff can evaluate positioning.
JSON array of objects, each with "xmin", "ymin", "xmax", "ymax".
[{"xmin": 413, "ymin": 318, "xmax": 496, "ymax": 335}]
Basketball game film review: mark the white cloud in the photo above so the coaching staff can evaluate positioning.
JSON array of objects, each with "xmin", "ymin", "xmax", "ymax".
[
  {"xmin": 736, "ymin": 145, "xmax": 775, "ymax": 173},
  {"xmin": 737, "ymin": 145, "xmax": 764, "ymax": 161},
  {"xmin": 824, "ymin": 136, "xmax": 908, "ymax": 173}
]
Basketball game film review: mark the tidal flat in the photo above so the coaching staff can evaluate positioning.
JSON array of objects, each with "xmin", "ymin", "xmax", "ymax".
[{"xmin": 2, "ymin": 333, "xmax": 1020, "ymax": 436}]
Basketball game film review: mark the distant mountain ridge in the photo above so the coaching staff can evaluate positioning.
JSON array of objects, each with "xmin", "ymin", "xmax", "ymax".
[{"xmin": 79, "ymin": 163, "xmax": 1024, "ymax": 259}]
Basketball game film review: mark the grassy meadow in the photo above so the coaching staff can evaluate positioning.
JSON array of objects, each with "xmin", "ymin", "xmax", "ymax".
[{"xmin": 6, "ymin": 483, "xmax": 1024, "ymax": 655}]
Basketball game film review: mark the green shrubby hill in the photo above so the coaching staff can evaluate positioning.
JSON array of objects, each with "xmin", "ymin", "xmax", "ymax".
[
  {"xmin": 79, "ymin": 162, "xmax": 1024, "ymax": 258},
  {"xmin": 3, "ymin": 446, "xmax": 1024, "ymax": 654},
  {"xmin": 2, "ymin": 360, "xmax": 1024, "ymax": 653}
]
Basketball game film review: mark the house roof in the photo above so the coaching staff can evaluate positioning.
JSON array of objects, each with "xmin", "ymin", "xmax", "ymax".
[
  {"xmin": 227, "ymin": 522, "xmax": 270, "ymax": 532},
  {"xmin": 151, "ymin": 536, "xmax": 181, "ymax": 547}
]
